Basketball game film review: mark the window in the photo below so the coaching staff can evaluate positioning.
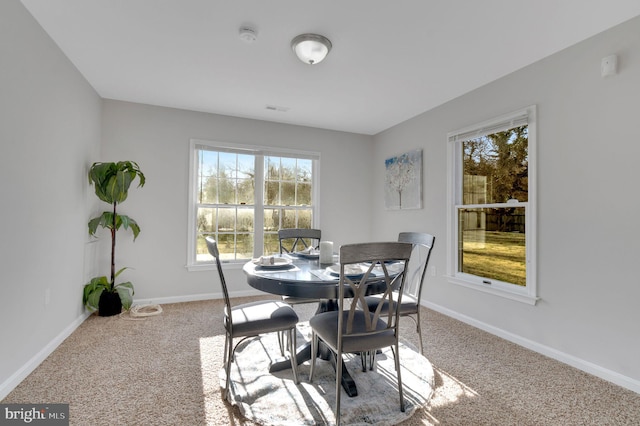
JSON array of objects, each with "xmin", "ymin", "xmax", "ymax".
[
  {"xmin": 447, "ymin": 106, "xmax": 538, "ymax": 304},
  {"xmin": 187, "ymin": 139, "xmax": 319, "ymax": 268}
]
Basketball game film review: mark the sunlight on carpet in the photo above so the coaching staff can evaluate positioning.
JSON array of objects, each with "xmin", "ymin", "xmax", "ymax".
[{"xmin": 200, "ymin": 323, "xmax": 434, "ymax": 426}]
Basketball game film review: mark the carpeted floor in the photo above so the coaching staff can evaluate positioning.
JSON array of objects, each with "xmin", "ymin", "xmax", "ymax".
[{"xmin": 3, "ymin": 296, "xmax": 640, "ymax": 425}]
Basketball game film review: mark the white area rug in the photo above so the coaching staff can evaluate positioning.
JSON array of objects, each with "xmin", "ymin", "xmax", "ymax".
[{"xmin": 220, "ymin": 323, "xmax": 434, "ymax": 426}]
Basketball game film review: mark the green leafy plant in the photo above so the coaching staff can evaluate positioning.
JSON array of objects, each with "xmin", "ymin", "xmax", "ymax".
[{"xmin": 83, "ymin": 161, "xmax": 146, "ymax": 313}]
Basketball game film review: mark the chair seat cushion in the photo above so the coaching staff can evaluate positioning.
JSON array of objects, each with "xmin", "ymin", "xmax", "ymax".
[
  {"xmin": 226, "ymin": 300, "xmax": 298, "ymax": 337},
  {"xmin": 310, "ymin": 311, "xmax": 396, "ymax": 353},
  {"xmin": 364, "ymin": 292, "xmax": 418, "ymax": 315}
]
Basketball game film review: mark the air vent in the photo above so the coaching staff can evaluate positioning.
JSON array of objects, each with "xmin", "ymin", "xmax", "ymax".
[{"xmin": 265, "ymin": 104, "xmax": 290, "ymax": 112}]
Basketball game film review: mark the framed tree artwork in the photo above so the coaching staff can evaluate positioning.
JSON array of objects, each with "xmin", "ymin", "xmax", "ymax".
[{"xmin": 384, "ymin": 149, "xmax": 422, "ymax": 210}]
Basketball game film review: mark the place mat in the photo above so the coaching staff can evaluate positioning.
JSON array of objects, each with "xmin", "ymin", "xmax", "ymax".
[{"xmin": 216, "ymin": 322, "xmax": 434, "ymax": 425}]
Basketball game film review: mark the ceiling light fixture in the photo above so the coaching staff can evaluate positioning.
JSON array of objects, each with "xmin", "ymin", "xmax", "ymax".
[{"xmin": 291, "ymin": 33, "xmax": 332, "ymax": 65}]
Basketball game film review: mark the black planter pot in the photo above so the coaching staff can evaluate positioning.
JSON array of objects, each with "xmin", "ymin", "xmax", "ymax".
[{"xmin": 98, "ymin": 291, "xmax": 122, "ymax": 317}]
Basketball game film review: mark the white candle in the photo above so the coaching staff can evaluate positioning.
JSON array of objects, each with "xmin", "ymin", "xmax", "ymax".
[{"xmin": 319, "ymin": 241, "xmax": 334, "ymax": 264}]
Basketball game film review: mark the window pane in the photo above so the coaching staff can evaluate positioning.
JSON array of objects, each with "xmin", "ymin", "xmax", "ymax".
[
  {"xmin": 265, "ymin": 156, "xmax": 280, "ymax": 180},
  {"xmin": 196, "ymin": 234, "xmax": 209, "ymax": 260},
  {"xmin": 458, "ymin": 207, "xmax": 526, "ymax": 286},
  {"xmin": 219, "ymin": 152, "xmax": 237, "ymax": 178},
  {"xmin": 282, "ymin": 209, "xmax": 296, "ymax": 229},
  {"xmin": 237, "ymin": 208, "xmax": 254, "ymax": 232},
  {"xmin": 218, "ymin": 177, "xmax": 235, "ymax": 204},
  {"xmin": 264, "ymin": 181, "xmax": 279, "ymax": 205},
  {"xmin": 198, "ymin": 151, "xmax": 218, "ymax": 204},
  {"xmin": 236, "ymin": 233, "xmax": 254, "ymax": 259},
  {"xmin": 264, "ymin": 208, "xmax": 279, "ymax": 231},
  {"xmin": 297, "ymin": 159, "xmax": 312, "ymax": 182},
  {"xmin": 197, "ymin": 207, "xmax": 216, "ymax": 232},
  {"xmin": 217, "ymin": 208, "xmax": 235, "ymax": 232},
  {"xmin": 264, "ymin": 233, "xmax": 279, "ymax": 255},
  {"xmin": 281, "ymin": 182, "xmax": 295, "ymax": 205},
  {"xmin": 297, "ymin": 182, "xmax": 312, "ymax": 205},
  {"xmin": 217, "ymin": 234, "xmax": 237, "ymax": 260},
  {"xmin": 297, "ymin": 209, "xmax": 312, "ymax": 228},
  {"xmin": 237, "ymin": 178, "xmax": 254, "ymax": 204},
  {"xmin": 462, "ymin": 126, "xmax": 528, "ymax": 204}
]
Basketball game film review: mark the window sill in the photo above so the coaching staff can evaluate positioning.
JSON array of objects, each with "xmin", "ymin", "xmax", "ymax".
[{"xmin": 446, "ymin": 275, "xmax": 540, "ymax": 305}]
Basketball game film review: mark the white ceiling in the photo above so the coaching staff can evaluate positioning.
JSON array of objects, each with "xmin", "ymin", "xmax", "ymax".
[{"xmin": 20, "ymin": 1, "xmax": 640, "ymax": 135}]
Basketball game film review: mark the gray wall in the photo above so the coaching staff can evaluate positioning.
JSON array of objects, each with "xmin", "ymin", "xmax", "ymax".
[
  {"xmin": 100, "ymin": 100, "xmax": 373, "ymax": 302},
  {"xmin": 0, "ymin": 0, "xmax": 101, "ymax": 396},
  {"xmin": 371, "ymin": 15, "xmax": 640, "ymax": 389}
]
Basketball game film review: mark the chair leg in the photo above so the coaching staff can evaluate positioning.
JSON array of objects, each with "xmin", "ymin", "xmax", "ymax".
[
  {"xmin": 223, "ymin": 331, "xmax": 230, "ymax": 366},
  {"xmin": 288, "ymin": 328, "xmax": 299, "ymax": 384},
  {"xmin": 224, "ymin": 332, "xmax": 234, "ymax": 400},
  {"xmin": 277, "ymin": 331, "xmax": 285, "ymax": 356},
  {"xmin": 335, "ymin": 348, "xmax": 343, "ymax": 426},
  {"xmin": 394, "ymin": 341, "xmax": 405, "ymax": 412},
  {"xmin": 415, "ymin": 312, "xmax": 424, "ymax": 355},
  {"xmin": 309, "ymin": 332, "xmax": 317, "ymax": 382}
]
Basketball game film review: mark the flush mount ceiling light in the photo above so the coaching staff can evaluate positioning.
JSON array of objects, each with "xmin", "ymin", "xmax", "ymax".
[{"xmin": 291, "ymin": 33, "xmax": 332, "ymax": 65}]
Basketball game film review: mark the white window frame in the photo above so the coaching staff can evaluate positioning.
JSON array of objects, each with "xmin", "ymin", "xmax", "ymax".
[
  {"xmin": 446, "ymin": 106, "xmax": 539, "ymax": 305},
  {"xmin": 186, "ymin": 139, "xmax": 320, "ymax": 271}
]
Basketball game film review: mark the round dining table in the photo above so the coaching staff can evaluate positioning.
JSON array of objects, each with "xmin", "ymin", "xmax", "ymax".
[{"xmin": 242, "ymin": 253, "xmax": 390, "ymax": 397}]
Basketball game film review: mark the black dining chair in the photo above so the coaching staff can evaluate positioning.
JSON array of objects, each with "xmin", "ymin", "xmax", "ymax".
[
  {"xmin": 278, "ymin": 228, "xmax": 322, "ymax": 306},
  {"xmin": 363, "ymin": 232, "xmax": 435, "ymax": 354},
  {"xmin": 308, "ymin": 241, "xmax": 413, "ymax": 426},
  {"xmin": 205, "ymin": 237, "xmax": 300, "ymax": 398}
]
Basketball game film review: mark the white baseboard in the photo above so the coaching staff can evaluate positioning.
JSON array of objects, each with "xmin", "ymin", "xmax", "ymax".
[
  {"xmin": 133, "ymin": 289, "xmax": 262, "ymax": 306},
  {"xmin": 0, "ymin": 311, "xmax": 92, "ymax": 400},
  {"xmin": 423, "ymin": 300, "xmax": 640, "ymax": 394}
]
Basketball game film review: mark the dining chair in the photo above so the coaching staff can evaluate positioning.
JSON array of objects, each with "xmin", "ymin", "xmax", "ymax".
[
  {"xmin": 363, "ymin": 232, "xmax": 435, "ymax": 354},
  {"xmin": 308, "ymin": 241, "xmax": 413, "ymax": 426},
  {"xmin": 278, "ymin": 228, "xmax": 322, "ymax": 306},
  {"xmin": 278, "ymin": 228, "xmax": 321, "ymax": 254},
  {"xmin": 205, "ymin": 237, "xmax": 299, "ymax": 398}
]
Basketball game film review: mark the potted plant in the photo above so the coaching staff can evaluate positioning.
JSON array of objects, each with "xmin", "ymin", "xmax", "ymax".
[{"xmin": 82, "ymin": 161, "xmax": 146, "ymax": 316}]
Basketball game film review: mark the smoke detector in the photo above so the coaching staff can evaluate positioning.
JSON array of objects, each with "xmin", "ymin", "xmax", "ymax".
[{"xmin": 239, "ymin": 27, "xmax": 257, "ymax": 43}]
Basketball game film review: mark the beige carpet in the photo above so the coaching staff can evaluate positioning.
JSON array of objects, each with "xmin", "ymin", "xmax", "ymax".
[{"xmin": 3, "ymin": 296, "xmax": 640, "ymax": 425}]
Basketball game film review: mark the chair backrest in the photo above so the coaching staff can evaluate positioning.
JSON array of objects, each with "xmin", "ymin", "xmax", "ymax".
[
  {"xmin": 205, "ymin": 237, "xmax": 232, "ymax": 315},
  {"xmin": 398, "ymin": 232, "xmax": 435, "ymax": 303},
  {"xmin": 278, "ymin": 228, "xmax": 321, "ymax": 254},
  {"xmin": 338, "ymin": 242, "xmax": 413, "ymax": 340}
]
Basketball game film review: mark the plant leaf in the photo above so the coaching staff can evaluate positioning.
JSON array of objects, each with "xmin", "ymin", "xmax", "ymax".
[
  {"xmin": 88, "ymin": 161, "xmax": 145, "ymax": 205},
  {"xmin": 115, "ymin": 282, "xmax": 134, "ymax": 310},
  {"xmin": 114, "ymin": 267, "xmax": 128, "ymax": 279},
  {"xmin": 82, "ymin": 275, "xmax": 110, "ymax": 310},
  {"xmin": 119, "ymin": 215, "xmax": 140, "ymax": 240}
]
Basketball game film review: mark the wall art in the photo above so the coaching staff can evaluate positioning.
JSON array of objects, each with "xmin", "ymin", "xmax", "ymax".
[{"xmin": 384, "ymin": 149, "xmax": 422, "ymax": 210}]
